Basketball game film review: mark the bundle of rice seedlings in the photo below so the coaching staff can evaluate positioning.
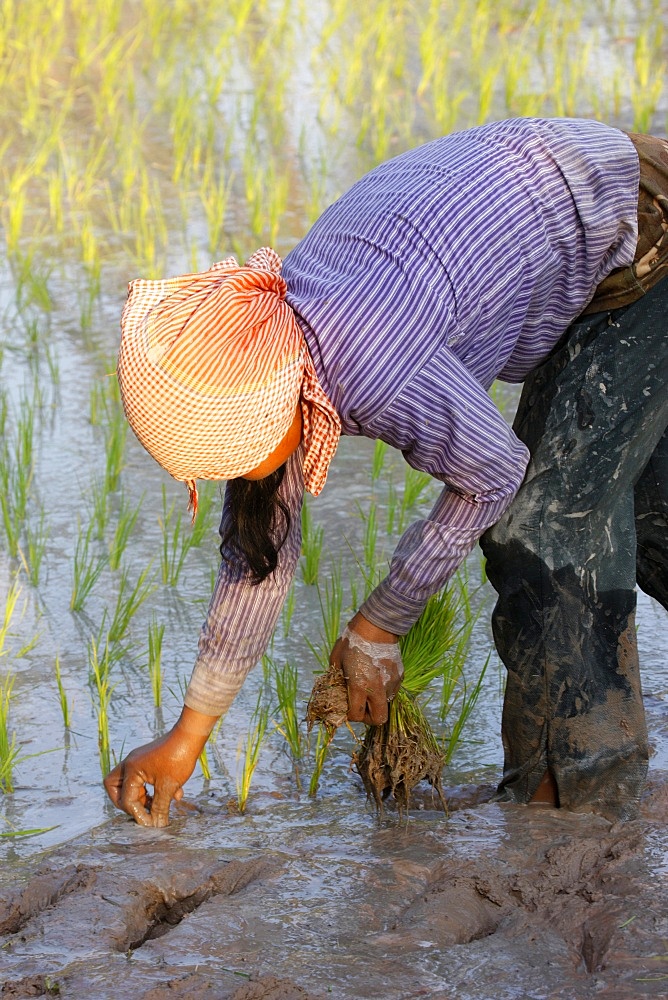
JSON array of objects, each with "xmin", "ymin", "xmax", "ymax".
[
  {"xmin": 353, "ymin": 587, "xmax": 463, "ymax": 813},
  {"xmin": 306, "ymin": 584, "xmax": 474, "ymax": 812}
]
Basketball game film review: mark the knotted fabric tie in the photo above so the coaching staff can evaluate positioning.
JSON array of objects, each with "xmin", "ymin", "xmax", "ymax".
[{"xmin": 117, "ymin": 247, "xmax": 341, "ymax": 516}]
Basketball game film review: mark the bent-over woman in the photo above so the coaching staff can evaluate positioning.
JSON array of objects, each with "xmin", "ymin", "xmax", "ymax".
[{"xmin": 105, "ymin": 116, "xmax": 668, "ymax": 826}]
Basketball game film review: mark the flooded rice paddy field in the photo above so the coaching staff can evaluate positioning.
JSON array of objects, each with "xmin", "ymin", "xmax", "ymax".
[{"xmin": 1, "ymin": 0, "xmax": 668, "ymax": 996}]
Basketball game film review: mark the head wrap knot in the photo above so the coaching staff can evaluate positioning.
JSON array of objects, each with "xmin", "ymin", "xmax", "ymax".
[{"xmin": 117, "ymin": 248, "xmax": 340, "ymax": 515}]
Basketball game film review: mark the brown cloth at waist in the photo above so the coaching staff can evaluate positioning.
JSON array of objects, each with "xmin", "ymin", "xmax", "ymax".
[{"xmin": 584, "ymin": 131, "xmax": 668, "ymax": 315}]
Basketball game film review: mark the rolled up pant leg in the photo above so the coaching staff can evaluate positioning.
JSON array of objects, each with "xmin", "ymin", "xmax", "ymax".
[
  {"xmin": 635, "ymin": 426, "xmax": 668, "ymax": 611},
  {"xmin": 481, "ymin": 278, "xmax": 668, "ymax": 820}
]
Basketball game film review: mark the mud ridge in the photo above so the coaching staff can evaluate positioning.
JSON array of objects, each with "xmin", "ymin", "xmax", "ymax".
[
  {"xmin": 0, "ymin": 864, "xmax": 97, "ymax": 936},
  {"xmin": 230, "ymin": 974, "xmax": 323, "ymax": 1000},
  {"xmin": 1, "ymin": 974, "xmax": 61, "ymax": 999},
  {"xmin": 386, "ymin": 817, "xmax": 647, "ymax": 974},
  {"xmin": 124, "ymin": 856, "xmax": 281, "ymax": 952},
  {"xmin": 139, "ymin": 972, "xmax": 322, "ymax": 1000}
]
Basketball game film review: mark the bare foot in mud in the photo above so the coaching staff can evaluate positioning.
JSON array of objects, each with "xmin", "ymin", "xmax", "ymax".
[{"xmin": 529, "ymin": 769, "xmax": 559, "ymax": 807}]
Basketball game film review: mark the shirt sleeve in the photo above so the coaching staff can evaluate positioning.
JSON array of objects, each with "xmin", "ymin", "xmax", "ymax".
[
  {"xmin": 184, "ymin": 449, "xmax": 304, "ymax": 717},
  {"xmin": 359, "ymin": 343, "xmax": 530, "ymax": 634}
]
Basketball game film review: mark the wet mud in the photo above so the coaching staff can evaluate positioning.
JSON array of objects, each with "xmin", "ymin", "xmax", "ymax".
[{"xmin": 3, "ymin": 775, "xmax": 668, "ymax": 999}]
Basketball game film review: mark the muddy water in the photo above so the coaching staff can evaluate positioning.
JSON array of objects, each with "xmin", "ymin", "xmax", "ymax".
[{"xmin": 3, "ymin": 761, "xmax": 668, "ymax": 998}]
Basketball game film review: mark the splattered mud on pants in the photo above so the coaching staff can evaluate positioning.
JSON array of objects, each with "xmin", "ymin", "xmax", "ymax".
[{"xmin": 481, "ymin": 276, "xmax": 668, "ymax": 821}]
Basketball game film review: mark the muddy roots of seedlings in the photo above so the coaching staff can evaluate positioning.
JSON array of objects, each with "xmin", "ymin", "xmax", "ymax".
[
  {"xmin": 305, "ymin": 661, "xmax": 348, "ymax": 736},
  {"xmin": 354, "ymin": 690, "xmax": 447, "ymax": 815},
  {"xmin": 306, "ymin": 665, "xmax": 447, "ymax": 815}
]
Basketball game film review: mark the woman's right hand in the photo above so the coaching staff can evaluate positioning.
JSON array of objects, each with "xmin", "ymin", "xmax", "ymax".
[
  {"xmin": 104, "ymin": 707, "xmax": 219, "ymax": 827},
  {"xmin": 329, "ymin": 612, "xmax": 404, "ymax": 726}
]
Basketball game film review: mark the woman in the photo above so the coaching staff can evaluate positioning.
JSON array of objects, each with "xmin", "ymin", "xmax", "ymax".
[{"xmin": 105, "ymin": 116, "xmax": 668, "ymax": 827}]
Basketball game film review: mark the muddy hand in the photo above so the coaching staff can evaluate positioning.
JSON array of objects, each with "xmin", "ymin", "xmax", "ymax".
[
  {"xmin": 330, "ymin": 614, "xmax": 403, "ymax": 725},
  {"xmin": 104, "ymin": 707, "xmax": 218, "ymax": 827}
]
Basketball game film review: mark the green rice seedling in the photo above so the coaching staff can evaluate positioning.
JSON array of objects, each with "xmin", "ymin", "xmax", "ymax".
[
  {"xmin": 265, "ymin": 160, "xmax": 289, "ymax": 246},
  {"xmin": 16, "ymin": 403, "xmax": 35, "ymax": 486},
  {"xmin": 107, "ymin": 564, "xmax": 155, "ymax": 644},
  {"xmin": 19, "ymin": 508, "xmax": 48, "ymax": 586},
  {"xmin": 442, "ymin": 654, "xmax": 489, "ymax": 766},
  {"xmin": 89, "ymin": 380, "xmax": 106, "ymax": 427},
  {"xmin": 0, "ymin": 402, "xmax": 35, "ymax": 556},
  {"xmin": 92, "ymin": 622, "xmax": 125, "ymax": 671},
  {"xmin": 304, "ymin": 563, "xmax": 349, "ymax": 749},
  {"xmin": 0, "ymin": 578, "xmax": 38, "ymax": 660},
  {"xmin": 301, "ymin": 498, "xmax": 324, "ymax": 585},
  {"xmin": 271, "ymin": 657, "xmax": 304, "ymax": 784},
  {"xmin": 347, "ymin": 502, "xmax": 385, "ymax": 603},
  {"xmin": 90, "ymin": 478, "xmax": 110, "ymax": 540},
  {"xmin": 630, "ymin": 28, "xmax": 665, "ymax": 133},
  {"xmin": 438, "ymin": 579, "xmax": 479, "ymax": 716},
  {"xmin": 0, "ymin": 672, "xmax": 16, "ymax": 792},
  {"xmin": 147, "ymin": 617, "xmax": 164, "ymax": 708},
  {"xmin": 0, "ymin": 825, "xmax": 59, "ymax": 839},
  {"xmin": 361, "ymin": 499, "xmax": 379, "ymax": 584},
  {"xmin": 4, "ymin": 172, "xmax": 27, "ymax": 253},
  {"xmin": 54, "ymin": 654, "xmax": 72, "ymax": 728},
  {"xmin": 70, "ymin": 518, "xmax": 108, "ymax": 612},
  {"xmin": 385, "ymin": 478, "xmax": 398, "ymax": 537},
  {"xmin": 236, "ymin": 693, "xmax": 269, "ymax": 814},
  {"xmin": 309, "ymin": 563, "xmax": 344, "ymax": 670},
  {"xmin": 371, "ymin": 439, "xmax": 388, "ymax": 482},
  {"xmin": 397, "ymin": 466, "xmax": 433, "ymax": 534},
  {"xmin": 108, "ymin": 492, "xmax": 143, "ymax": 571},
  {"xmin": 159, "ymin": 485, "xmax": 193, "ymax": 586},
  {"xmin": 89, "ymin": 638, "xmax": 114, "ymax": 776},
  {"xmin": 0, "ymin": 581, "xmax": 22, "ymax": 659},
  {"xmin": 14, "ymin": 250, "xmax": 52, "ymax": 313},
  {"xmin": 199, "ymin": 741, "xmax": 212, "ymax": 781},
  {"xmin": 261, "ymin": 651, "xmax": 273, "ymax": 688},
  {"xmin": 104, "ymin": 415, "xmax": 127, "ymax": 494},
  {"xmin": 198, "ymin": 150, "xmax": 233, "ymax": 255},
  {"xmin": 399, "ymin": 587, "xmax": 462, "ymax": 696},
  {"xmin": 88, "ymin": 634, "xmax": 111, "ymax": 686},
  {"xmin": 79, "ymin": 264, "xmax": 102, "ymax": 332},
  {"xmin": 308, "ymin": 725, "xmax": 334, "ymax": 797},
  {"xmin": 349, "ymin": 574, "xmax": 360, "ymax": 612}
]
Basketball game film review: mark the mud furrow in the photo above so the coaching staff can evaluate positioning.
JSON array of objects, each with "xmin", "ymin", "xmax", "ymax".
[
  {"xmin": 0, "ymin": 865, "xmax": 97, "ymax": 936},
  {"xmin": 124, "ymin": 855, "xmax": 281, "ymax": 952}
]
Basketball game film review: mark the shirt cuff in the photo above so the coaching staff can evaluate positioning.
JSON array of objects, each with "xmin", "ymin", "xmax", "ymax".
[
  {"xmin": 359, "ymin": 578, "xmax": 428, "ymax": 635},
  {"xmin": 185, "ymin": 663, "xmax": 247, "ymax": 718}
]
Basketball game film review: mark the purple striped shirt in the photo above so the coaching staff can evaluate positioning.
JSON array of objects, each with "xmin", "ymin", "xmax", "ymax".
[{"xmin": 186, "ymin": 118, "xmax": 639, "ymax": 717}]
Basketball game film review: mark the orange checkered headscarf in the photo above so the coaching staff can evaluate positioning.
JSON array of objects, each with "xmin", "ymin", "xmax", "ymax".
[{"xmin": 117, "ymin": 248, "xmax": 341, "ymax": 516}]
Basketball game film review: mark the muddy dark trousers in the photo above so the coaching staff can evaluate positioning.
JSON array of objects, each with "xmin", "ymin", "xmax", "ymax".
[{"xmin": 481, "ymin": 276, "xmax": 668, "ymax": 821}]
